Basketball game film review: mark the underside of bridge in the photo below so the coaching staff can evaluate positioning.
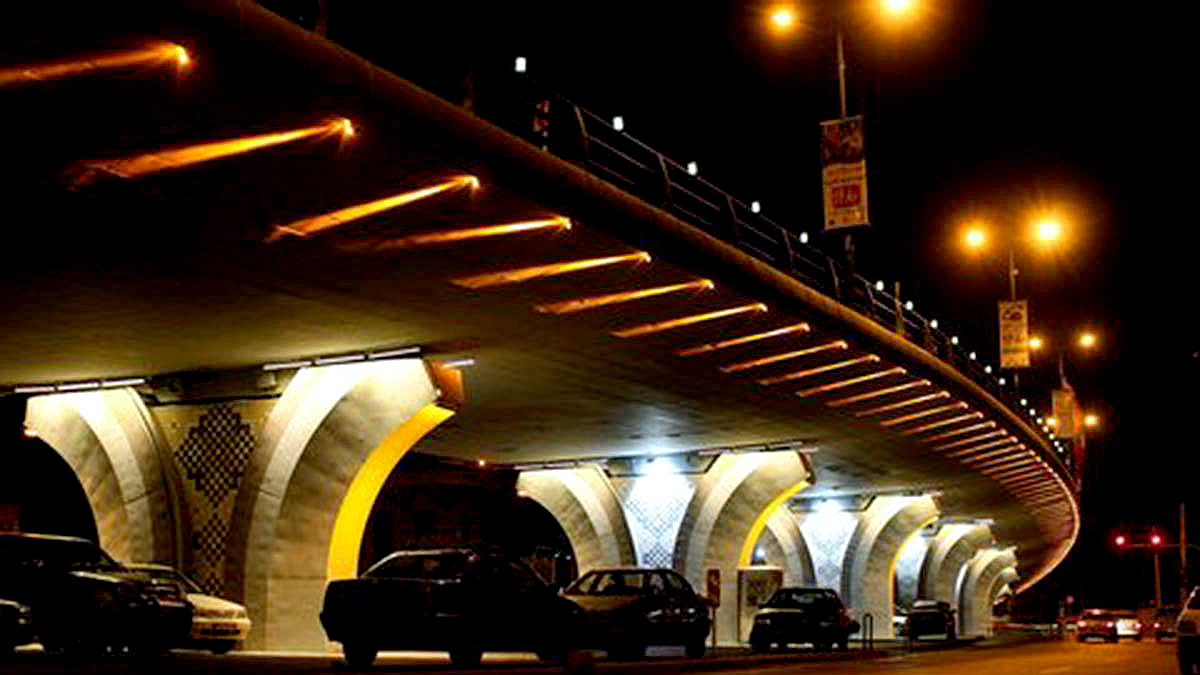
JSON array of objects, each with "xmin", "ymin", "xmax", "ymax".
[{"xmin": 3, "ymin": 0, "xmax": 1075, "ymax": 649}]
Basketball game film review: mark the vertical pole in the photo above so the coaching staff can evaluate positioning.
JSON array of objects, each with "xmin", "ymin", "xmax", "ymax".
[
  {"xmin": 1183, "ymin": 503, "xmax": 1189, "ymax": 602},
  {"xmin": 836, "ymin": 28, "xmax": 848, "ymax": 121},
  {"xmin": 1154, "ymin": 551, "xmax": 1163, "ymax": 610},
  {"xmin": 1007, "ymin": 246, "xmax": 1017, "ymax": 301}
]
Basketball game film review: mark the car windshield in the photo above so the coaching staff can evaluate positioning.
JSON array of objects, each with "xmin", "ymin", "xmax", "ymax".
[
  {"xmin": 364, "ymin": 552, "xmax": 471, "ymax": 580},
  {"xmin": 132, "ymin": 566, "xmax": 202, "ymax": 593},
  {"xmin": 763, "ymin": 589, "xmax": 836, "ymax": 609},
  {"xmin": 566, "ymin": 571, "xmax": 648, "ymax": 595},
  {"xmin": 912, "ymin": 600, "xmax": 939, "ymax": 610}
]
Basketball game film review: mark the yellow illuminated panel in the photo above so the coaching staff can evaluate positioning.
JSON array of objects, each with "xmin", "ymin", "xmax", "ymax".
[
  {"xmin": 535, "ymin": 279, "xmax": 713, "ymax": 315},
  {"xmin": 721, "ymin": 341, "xmax": 847, "ymax": 373},
  {"xmin": 900, "ymin": 412, "xmax": 982, "ymax": 435},
  {"xmin": 758, "ymin": 355, "xmax": 880, "ymax": 386},
  {"xmin": 337, "ymin": 216, "xmax": 569, "ymax": 252},
  {"xmin": 932, "ymin": 429, "xmax": 1007, "ymax": 451},
  {"xmin": 0, "ymin": 43, "xmax": 189, "ymax": 87},
  {"xmin": 612, "ymin": 303, "xmax": 767, "ymax": 338},
  {"xmin": 853, "ymin": 391, "xmax": 949, "ymax": 417},
  {"xmin": 921, "ymin": 421, "xmax": 996, "ymax": 442},
  {"xmin": 822, "ymin": 377, "xmax": 925, "ymax": 404},
  {"xmin": 737, "ymin": 480, "xmax": 809, "ymax": 568},
  {"xmin": 326, "ymin": 404, "xmax": 455, "ymax": 581},
  {"xmin": 879, "ymin": 402, "xmax": 968, "ymax": 427},
  {"xmin": 452, "ymin": 252, "xmax": 650, "ymax": 289},
  {"xmin": 675, "ymin": 324, "xmax": 810, "ymax": 357},
  {"xmin": 79, "ymin": 119, "xmax": 353, "ymax": 187},
  {"xmin": 270, "ymin": 176, "xmax": 479, "ymax": 241}
]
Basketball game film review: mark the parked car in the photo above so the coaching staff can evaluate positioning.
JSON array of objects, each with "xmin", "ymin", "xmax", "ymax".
[
  {"xmin": 1077, "ymin": 608, "xmax": 1142, "ymax": 642},
  {"xmin": 0, "ymin": 598, "xmax": 35, "ymax": 652},
  {"xmin": 560, "ymin": 567, "xmax": 710, "ymax": 659},
  {"xmin": 0, "ymin": 532, "xmax": 191, "ymax": 655},
  {"xmin": 127, "ymin": 564, "xmax": 250, "ymax": 654},
  {"xmin": 904, "ymin": 599, "xmax": 957, "ymax": 640},
  {"xmin": 320, "ymin": 547, "xmax": 582, "ymax": 667},
  {"xmin": 748, "ymin": 587, "xmax": 859, "ymax": 652},
  {"xmin": 1151, "ymin": 606, "xmax": 1179, "ymax": 641},
  {"xmin": 1178, "ymin": 588, "xmax": 1200, "ymax": 673}
]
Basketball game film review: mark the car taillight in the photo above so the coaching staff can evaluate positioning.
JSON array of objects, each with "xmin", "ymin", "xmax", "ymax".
[
  {"xmin": 1106, "ymin": 621, "xmax": 1115, "ymax": 628},
  {"xmin": 1077, "ymin": 620, "xmax": 1086, "ymax": 627}
]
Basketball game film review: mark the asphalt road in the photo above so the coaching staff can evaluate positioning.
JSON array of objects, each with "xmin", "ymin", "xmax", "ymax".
[{"xmin": 0, "ymin": 639, "xmax": 1179, "ymax": 674}]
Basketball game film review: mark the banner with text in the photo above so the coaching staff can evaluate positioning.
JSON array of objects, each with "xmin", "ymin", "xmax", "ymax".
[
  {"xmin": 998, "ymin": 300, "xmax": 1030, "ymax": 368},
  {"xmin": 820, "ymin": 116, "xmax": 868, "ymax": 230}
]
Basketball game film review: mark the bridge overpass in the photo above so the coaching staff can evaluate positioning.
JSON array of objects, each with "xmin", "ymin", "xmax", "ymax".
[{"xmin": 1, "ymin": 1, "xmax": 1076, "ymax": 650}]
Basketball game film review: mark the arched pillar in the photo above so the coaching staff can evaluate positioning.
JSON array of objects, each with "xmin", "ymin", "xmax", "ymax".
[
  {"xmin": 960, "ymin": 548, "xmax": 1018, "ymax": 637},
  {"xmin": 516, "ymin": 466, "xmax": 635, "ymax": 574},
  {"xmin": 841, "ymin": 495, "xmax": 939, "ymax": 638},
  {"xmin": 919, "ymin": 523, "xmax": 993, "ymax": 628},
  {"xmin": 673, "ymin": 451, "xmax": 810, "ymax": 645},
  {"xmin": 756, "ymin": 507, "xmax": 814, "ymax": 587},
  {"xmin": 224, "ymin": 359, "xmax": 457, "ymax": 650},
  {"xmin": 25, "ymin": 388, "xmax": 181, "ymax": 565}
]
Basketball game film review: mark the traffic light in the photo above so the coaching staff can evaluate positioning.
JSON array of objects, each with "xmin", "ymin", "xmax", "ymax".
[
  {"xmin": 1151, "ymin": 533, "xmax": 1163, "ymax": 547},
  {"xmin": 1115, "ymin": 535, "xmax": 1127, "ymax": 547}
]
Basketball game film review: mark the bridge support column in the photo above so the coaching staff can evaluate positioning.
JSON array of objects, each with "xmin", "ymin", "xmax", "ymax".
[
  {"xmin": 960, "ymin": 548, "xmax": 1018, "ymax": 637},
  {"xmin": 919, "ymin": 523, "xmax": 994, "ymax": 631},
  {"xmin": 516, "ymin": 467, "xmax": 636, "ymax": 573},
  {"xmin": 841, "ymin": 495, "xmax": 940, "ymax": 639},
  {"xmin": 673, "ymin": 451, "xmax": 810, "ymax": 645}
]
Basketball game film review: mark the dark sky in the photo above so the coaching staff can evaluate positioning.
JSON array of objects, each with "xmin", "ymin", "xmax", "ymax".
[{"xmin": 316, "ymin": 0, "xmax": 1191, "ymax": 606}]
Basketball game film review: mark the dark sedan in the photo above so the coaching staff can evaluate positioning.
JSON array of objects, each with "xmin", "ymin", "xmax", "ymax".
[
  {"xmin": 561, "ymin": 568, "xmax": 710, "ymax": 659},
  {"xmin": 748, "ymin": 587, "xmax": 859, "ymax": 652},
  {"xmin": 904, "ymin": 599, "xmax": 956, "ymax": 640}
]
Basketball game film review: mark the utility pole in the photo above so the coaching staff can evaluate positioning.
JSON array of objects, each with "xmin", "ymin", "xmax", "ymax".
[{"xmin": 1184, "ymin": 503, "xmax": 1190, "ymax": 603}]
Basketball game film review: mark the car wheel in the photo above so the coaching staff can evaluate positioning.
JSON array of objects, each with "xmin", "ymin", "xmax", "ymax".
[
  {"xmin": 342, "ymin": 643, "xmax": 378, "ymax": 668},
  {"xmin": 208, "ymin": 640, "xmax": 237, "ymax": 655},
  {"xmin": 750, "ymin": 638, "xmax": 770, "ymax": 653},
  {"xmin": 1135, "ymin": 634, "xmax": 1144, "ymax": 642},
  {"xmin": 837, "ymin": 637, "xmax": 849, "ymax": 651},
  {"xmin": 814, "ymin": 641, "xmax": 831, "ymax": 652},
  {"xmin": 449, "ymin": 648, "xmax": 483, "ymax": 666},
  {"xmin": 1108, "ymin": 635, "xmax": 1119, "ymax": 644},
  {"xmin": 685, "ymin": 636, "xmax": 706, "ymax": 658},
  {"xmin": 1179, "ymin": 650, "xmax": 1196, "ymax": 675},
  {"xmin": 946, "ymin": 626, "xmax": 957, "ymax": 641},
  {"xmin": 1077, "ymin": 635, "xmax": 1086, "ymax": 642}
]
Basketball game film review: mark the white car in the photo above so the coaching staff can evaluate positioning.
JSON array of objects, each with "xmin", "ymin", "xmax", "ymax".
[{"xmin": 128, "ymin": 564, "xmax": 250, "ymax": 654}]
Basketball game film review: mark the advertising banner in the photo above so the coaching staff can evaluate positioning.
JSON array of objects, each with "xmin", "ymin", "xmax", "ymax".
[
  {"xmin": 820, "ymin": 116, "xmax": 868, "ymax": 230},
  {"xmin": 998, "ymin": 300, "xmax": 1030, "ymax": 368}
]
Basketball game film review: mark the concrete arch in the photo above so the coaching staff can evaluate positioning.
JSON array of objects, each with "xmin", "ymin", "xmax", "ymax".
[
  {"xmin": 841, "ymin": 495, "xmax": 940, "ymax": 638},
  {"xmin": 516, "ymin": 466, "xmax": 636, "ymax": 574},
  {"xmin": 673, "ymin": 450, "xmax": 810, "ymax": 645},
  {"xmin": 960, "ymin": 548, "xmax": 1018, "ymax": 637},
  {"xmin": 25, "ymin": 388, "xmax": 181, "ymax": 565},
  {"xmin": 758, "ymin": 506, "xmax": 815, "ymax": 587},
  {"xmin": 919, "ymin": 523, "xmax": 994, "ymax": 605},
  {"xmin": 224, "ymin": 359, "xmax": 455, "ymax": 650}
]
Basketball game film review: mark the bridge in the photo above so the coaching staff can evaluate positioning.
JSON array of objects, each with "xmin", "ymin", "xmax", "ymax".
[{"xmin": 1, "ymin": 0, "xmax": 1076, "ymax": 651}]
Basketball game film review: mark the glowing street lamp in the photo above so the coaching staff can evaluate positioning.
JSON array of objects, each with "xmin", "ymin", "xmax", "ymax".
[
  {"xmin": 1028, "ymin": 335, "xmax": 1044, "ymax": 351},
  {"xmin": 1078, "ymin": 331, "xmax": 1098, "ymax": 349},
  {"xmin": 768, "ymin": 5, "xmax": 799, "ymax": 33},
  {"xmin": 1084, "ymin": 413, "xmax": 1100, "ymax": 429}
]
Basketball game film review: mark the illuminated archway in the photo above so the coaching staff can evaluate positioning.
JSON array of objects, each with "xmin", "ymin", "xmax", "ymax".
[{"xmin": 516, "ymin": 467, "xmax": 635, "ymax": 574}]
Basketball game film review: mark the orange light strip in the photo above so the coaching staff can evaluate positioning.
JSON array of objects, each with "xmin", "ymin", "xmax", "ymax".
[
  {"xmin": 820, "ymin": 374, "xmax": 921, "ymax": 401},
  {"xmin": 922, "ymin": 421, "xmax": 997, "ymax": 442},
  {"xmin": 946, "ymin": 444, "xmax": 1019, "ymax": 464},
  {"xmin": 900, "ymin": 412, "xmax": 983, "ymax": 435},
  {"xmin": 945, "ymin": 438, "xmax": 1019, "ymax": 458},
  {"xmin": 452, "ymin": 251, "xmax": 651, "ymax": 289},
  {"xmin": 880, "ymin": 402, "xmax": 968, "ymax": 427},
  {"xmin": 932, "ymin": 429, "xmax": 1008, "ymax": 451},
  {"xmin": 269, "ymin": 175, "xmax": 479, "ymax": 242},
  {"xmin": 340, "ymin": 216, "xmax": 571, "ymax": 253},
  {"xmin": 675, "ymin": 324, "xmax": 810, "ymax": 357},
  {"xmin": 0, "ymin": 43, "xmax": 189, "ymax": 87},
  {"xmin": 757, "ymin": 355, "xmax": 880, "ymax": 386},
  {"xmin": 612, "ymin": 303, "xmax": 767, "ymax": 338},
  {"xmin": 975, "ymin": 456, "xmax": 1035, "ymax": 472},
  {"xmin": 720, "ymin": 340, "xmax": 847, "ymax": 373},
  {"xmin": 81, "ymin": 119, "xmax": 353, "ymax": 187},
  {"xmin": 960, "ymin": 442, "xmax": 1026, "ymax": 463},
  {"xmin": 535, "ymin": 279, "xmax": 713, "ymax": 315},
  {"xmin": 854, "ymin": 391, "xmax": 949, "ymax": 417}
]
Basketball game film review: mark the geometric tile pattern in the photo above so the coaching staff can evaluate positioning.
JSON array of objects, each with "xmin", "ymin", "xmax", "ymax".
[
  {"xmin": 799, "ymin": 511, "xmax": 858, "ymax": 592},
  {"xmin": 618, "ymin": 473, "xmax": 695, "ymax": 569}
]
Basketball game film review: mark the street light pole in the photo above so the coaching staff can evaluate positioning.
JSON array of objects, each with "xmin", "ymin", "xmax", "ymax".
[{"xmin": 836, "ymin": 28, "xmax": 848, "ymax": 121}]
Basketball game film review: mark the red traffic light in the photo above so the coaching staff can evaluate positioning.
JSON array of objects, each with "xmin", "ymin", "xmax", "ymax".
[
  {"xmin": 1115, "ymin": 535, "xmax": 1127, "ymax": 546},
  {"xmin": 1151, "ymin": 534, "xmax": 1163, "ymax": 546}
]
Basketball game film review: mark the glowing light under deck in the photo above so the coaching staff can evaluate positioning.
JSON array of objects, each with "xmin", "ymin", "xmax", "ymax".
[
  {"xmin": 821, "ymin": 377, "xmax": 926, "ymax": 404},
  {"xmin": 80, "ymin": 119, "xmax": 354, "ymax": 187},
  {"xmin": 720, "ymin": 341, "xmax": 847, "ymax": 373},
  {"xmin": 0, "ymin": 43, "xmax": 189, "ymax": 87},
  {"xmin": 612, "ymin": 303, "xmax": 767, "ymax": 338},
  {"xmin": 853, "ymin": 391, "xmax": 949, "ymax": 417},
  {"xmin": 944, "ymin": 438, "xmax": 1021, "ymax": 458},
  {"xmin": 535, "ymin": 279, "xmax": 713, "ymax": 314},
  {"xmin": 336, "ymin": 216, "xmax": 571, "ymax": 252},
  {"xmin": 932, "ymin": 429, "xmax": 1008, "ymax": 451},
  {"xmin": 880, "ymin": 402, "xmax": 968, "ymax": 427},
  {"xmin": 921, "ymin": 421, "xmax": 997, "ymax": 442},
  {"xmin": 758, "ymin": 355, "xmax": 880, "ymax": 386},
  {"xmin": 900, "ymin": 412, "xmax": 982, "ymax": 435},
  {"xmin": 675, "ymin": 324, "xmax": 810, "ymax": 357},
  {"xmin": 269, "ymin": 175, "xmax": 479, "ymax": 241},
  {"xmin": 452, "ymin": 251, "xmax": 650, "ymax": 289}
]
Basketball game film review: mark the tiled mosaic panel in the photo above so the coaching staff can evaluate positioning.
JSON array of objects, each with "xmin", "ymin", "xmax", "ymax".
[
  {"xmin": 894, "ymin": 532, "xmax": 930, "ymax": 608},
  {"xmin": 614, "ymin": 474, "xmax": 695, "ymax": 568},
  {"xmin": 172, "ymin": 404, "xmax": 256, "ymax": 595},
  {"xmin": 799, "ymin": 511, "xmax": 858, "ymax": 592}
]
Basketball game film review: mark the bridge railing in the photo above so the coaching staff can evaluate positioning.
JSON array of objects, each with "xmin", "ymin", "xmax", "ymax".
[{"xmin": 477, "ymin": 72, "xmax": 1075, "ymax": 482}]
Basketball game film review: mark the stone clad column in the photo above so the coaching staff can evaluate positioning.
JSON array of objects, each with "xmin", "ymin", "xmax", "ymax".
[
  {"xmin": 516, "ymin": 466, "xmax": 635, "ymax": 573},
  {"xmin": 960, "ymin": 548, "xmax": 1017, "ymax": 637},
  {"xmin": 919, "ymin": 522, "xmax": 993, "ymax": 627}
]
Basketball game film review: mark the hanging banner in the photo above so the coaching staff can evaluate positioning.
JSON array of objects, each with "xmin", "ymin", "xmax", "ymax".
[
  {"xmin": 820, "ymin": 116, "xmax": 868, "ymax": 230},
  {"xmin": 998, "ymin": 300, "xmax": 1030, "ymax": 368},
  {"xmin": 1053, "ymin": 387, "xmax": 1083, "ymax": 439}
]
